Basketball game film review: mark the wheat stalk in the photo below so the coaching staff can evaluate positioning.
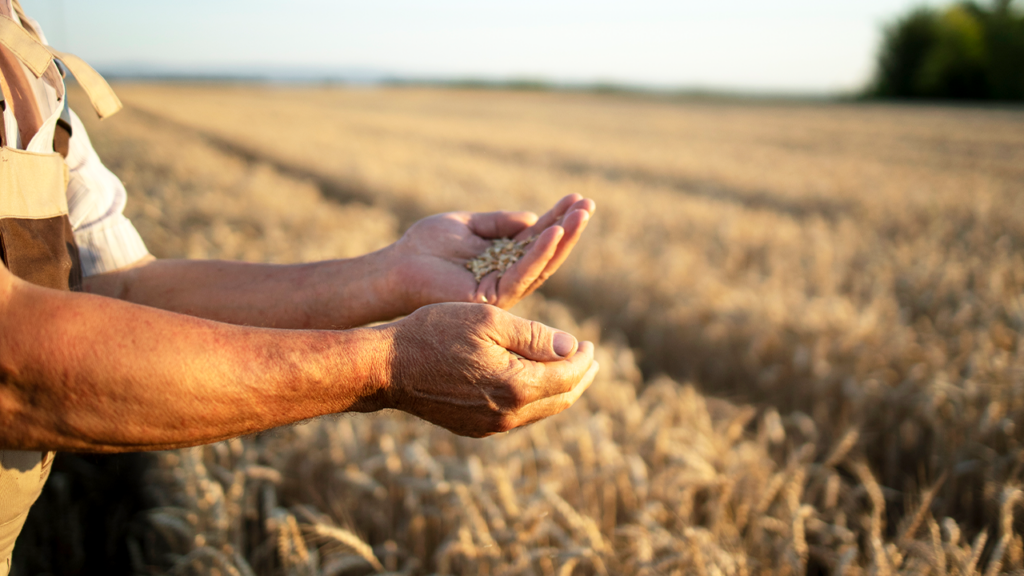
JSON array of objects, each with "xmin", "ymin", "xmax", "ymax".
[
  {"xmin": 308, "ymin": 524, "xmax": 384, "ymax": 572},
  {"xmin": 984, "ymin": 488, "xmax": 1023, "ymax": 576}
]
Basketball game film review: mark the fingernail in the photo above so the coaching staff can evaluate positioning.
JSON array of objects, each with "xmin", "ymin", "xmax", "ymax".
[{"xmin": 553, "ymin": 332, "xmax": 576, "ymax": 357}]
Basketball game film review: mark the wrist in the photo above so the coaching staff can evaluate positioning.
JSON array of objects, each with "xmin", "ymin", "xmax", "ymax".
[
  {"xmin": 375, "ymin": 243, "xmax": 417, "ymax": 316},
  {"xmin": 355, "ymin": 243, "xmax": 426, "ymax": 320},
  {"xmin": 302, "ymin": 245, "xmax": 410, "ymax": 328},
  {"xmin": 345, "ymin": 323, "xmax": 398, "ymax": 413}
]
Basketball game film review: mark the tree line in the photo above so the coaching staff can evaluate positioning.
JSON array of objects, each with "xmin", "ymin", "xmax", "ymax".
[{"xmin": 871, "ymin": 0, "xmax": 1024, "ymax": 100}]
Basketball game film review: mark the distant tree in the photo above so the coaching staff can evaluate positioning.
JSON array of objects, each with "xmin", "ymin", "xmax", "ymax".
[
  {"xmin": 869, "ymin": 0, "xmax": 1024, "ymax": 100},
  {"xmin": 984, "ymin": 1, "xmax": 1024, "ymax": 98},
  {"xmin": 919, "ymin": 4, "xmax": 989, "ymax": 98},
  {"xmin": 873, "ymin": 8, "xmax": 941, "ymax": 98}
]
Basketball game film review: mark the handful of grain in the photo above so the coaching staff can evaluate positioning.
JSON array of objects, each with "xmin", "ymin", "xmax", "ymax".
[{"xmin": 466, "ymin": 236, "xmax": 536, "ymax": 282}]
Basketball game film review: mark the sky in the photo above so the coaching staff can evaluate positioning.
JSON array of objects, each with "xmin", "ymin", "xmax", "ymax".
[{"xmin": 23, "ymin": 0, "xmax": 950, "ymax": 94}]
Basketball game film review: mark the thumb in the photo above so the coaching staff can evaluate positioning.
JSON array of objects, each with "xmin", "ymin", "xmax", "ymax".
[{"xmin": 490, "ymin": 313, "xmax": 578, "ymax": 362}]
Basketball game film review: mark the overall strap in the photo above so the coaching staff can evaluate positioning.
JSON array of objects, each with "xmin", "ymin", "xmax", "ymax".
[
  {"xmin": 46, "ymin": 48, "xmax": 122, "ymax": 119},
  {"xmin": 0, "ymin": 13, "xmax": 48, "ymax": 76},
  {"xmin": 0, "ymin": 10, "xmax": 121, "ymax": 119}
]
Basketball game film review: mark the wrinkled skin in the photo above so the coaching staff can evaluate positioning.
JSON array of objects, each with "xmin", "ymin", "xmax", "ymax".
[
  {"xmin": 55, "ymin": 194, "xmax": 599, "ymax": 445},
  {"xmin": 359, "ymin": 303, "xmax": 599, "ymax": 438}
]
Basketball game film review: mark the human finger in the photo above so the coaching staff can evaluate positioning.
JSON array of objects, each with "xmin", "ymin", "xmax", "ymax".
[
  {"xmin": 468, "ymin": 211, "xmax": 539, "ymax": 239},
  {"xmin": 509, "ymin": 341, "xmax": 595, "ymax": 405},
  {"xmin": 486, "ymin": 225, "xmax": 562, "ymax": 307},
  {"xmin": 523, "ymin": 207, "xmax": 591, "ymax": 297},
  {"xmin": 506, "ymin": 360, "xmax": 600, "ymax": 430},
  {"xmin": 487, "ymin": 309, "xmax": 585, "ymax": 364},
  {"xmin": 515, "ymin": 194, "xmax": 582, "ymax": 240},
  {"xmin": 563, "ymin": 198, "xmax": 596, "ymax": 219}
]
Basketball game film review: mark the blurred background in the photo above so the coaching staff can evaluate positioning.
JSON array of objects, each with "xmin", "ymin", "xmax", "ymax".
[
  {"xmin": 25, "ymin": 0, "xmax": 1024, "ymax": 99},
  {"xmin": 12, "ymin": 1, "xmax": 1024, "ymax": 575}
]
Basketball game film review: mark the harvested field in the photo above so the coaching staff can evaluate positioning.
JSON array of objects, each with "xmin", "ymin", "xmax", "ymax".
[{"xmin": 22, "ymin": 85, "xmax": 1024, "ymax": 574}]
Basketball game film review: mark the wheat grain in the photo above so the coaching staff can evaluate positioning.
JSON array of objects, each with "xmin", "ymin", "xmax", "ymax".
[
  {"xmin": 985, "ymin": 489, "xmax": 1023, "ymax": 576},
  {"xmin": 929, "ymin": 518, "xmax": 948, "ymax": 576},
  {"xmin": 898, "ymin": 472, "xmax": 947, "ymax": 546},
  {"xmin": 852, "ymin": 460, "xmax": 890, "ymax": 576},
  {"xmin": 466, "ymin": 236, "xmax": 537, "ymax": 282},
  {"xmin": 308, "ymin": 524, "xmax": 384, "ymax": 572},
  {"xmin": 966, "ymin": 530, "xmax": 989, "ymax": 576},
  {"xmin": 823, "ymin": 429, "xmax": 860, "ymax": 469}
]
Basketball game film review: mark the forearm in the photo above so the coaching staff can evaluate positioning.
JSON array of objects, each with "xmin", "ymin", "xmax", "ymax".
[
  {"xmin": 83, "ymin": 248, "xmax": 408, "ymax": 329},
  {"xmin": 0, "ymin": 272, "xmax": 390, "ymax": 453}
]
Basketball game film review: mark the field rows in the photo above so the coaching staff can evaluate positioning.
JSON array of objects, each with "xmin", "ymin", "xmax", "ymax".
[{"xmin": 49, "ymin": 85, "xmax": 1024, "ymax": 574}]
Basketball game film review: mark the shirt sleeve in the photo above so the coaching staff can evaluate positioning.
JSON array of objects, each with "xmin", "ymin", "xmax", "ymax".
[{"xmin": 64, "ymin": 108, "xmax": 150, "ymax": 276}]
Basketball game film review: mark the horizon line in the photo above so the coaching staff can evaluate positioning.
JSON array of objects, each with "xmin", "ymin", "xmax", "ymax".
[{"xmin": 96, "ymin": 67, "xmax": 859, "ymax": 101}]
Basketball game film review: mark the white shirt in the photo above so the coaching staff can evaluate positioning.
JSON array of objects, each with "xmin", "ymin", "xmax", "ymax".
[{"xmin": 2, "ymin": 2, "xmax": 149, "ymax": 276}]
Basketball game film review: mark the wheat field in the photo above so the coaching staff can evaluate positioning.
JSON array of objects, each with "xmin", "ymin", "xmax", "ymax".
[{"xmin": 28, "ymin": 85, "xmax": 1024, "ymax": 575}]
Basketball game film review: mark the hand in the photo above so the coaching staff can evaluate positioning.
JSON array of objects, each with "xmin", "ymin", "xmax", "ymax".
[
  {"xmin": 360, "ymin": 303, "xmax": 599, "ymax": 437},
  {"xmin": 389, "ymin": 194, "xmax": 595, "ymax": 311}
]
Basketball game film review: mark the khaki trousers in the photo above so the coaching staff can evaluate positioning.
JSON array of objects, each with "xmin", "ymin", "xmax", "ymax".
[{"xmin": 0, "ymin": 450, "xmax": 53, "ymax": 575}]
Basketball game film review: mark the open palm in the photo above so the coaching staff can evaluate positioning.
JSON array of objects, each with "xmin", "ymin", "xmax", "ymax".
[{"xmin": 391, "ymin": 194, "xmax": 594, "ymax": 311}]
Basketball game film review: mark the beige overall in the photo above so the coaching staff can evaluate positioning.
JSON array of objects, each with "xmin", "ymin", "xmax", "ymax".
[{"xmin": 0, "ymin": 4, "xmax": 121, "ymax": 572}]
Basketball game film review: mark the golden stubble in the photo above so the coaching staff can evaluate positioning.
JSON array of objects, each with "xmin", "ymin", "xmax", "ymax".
[{"xmin": 66, "ymin": 84, "xmax": 1024, "ymax": 574}]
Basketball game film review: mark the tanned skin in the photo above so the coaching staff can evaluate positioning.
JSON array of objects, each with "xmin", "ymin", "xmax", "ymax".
[
  {"xmin": 83, "ymin": 196, "xmax": 595, "ymax": 328},
  {"xmin": 0, "ymin": 195, "xmax": 598, "ymax": 452}
]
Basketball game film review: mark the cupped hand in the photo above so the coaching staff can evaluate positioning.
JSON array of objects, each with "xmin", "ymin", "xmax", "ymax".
[
  {"xmin": 389, "ymin": 194, "xmax": 595, "ymax": 311},
  {"xmin": 360, "ymin": 303, "xmax": 599, "ymax": 438}
]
